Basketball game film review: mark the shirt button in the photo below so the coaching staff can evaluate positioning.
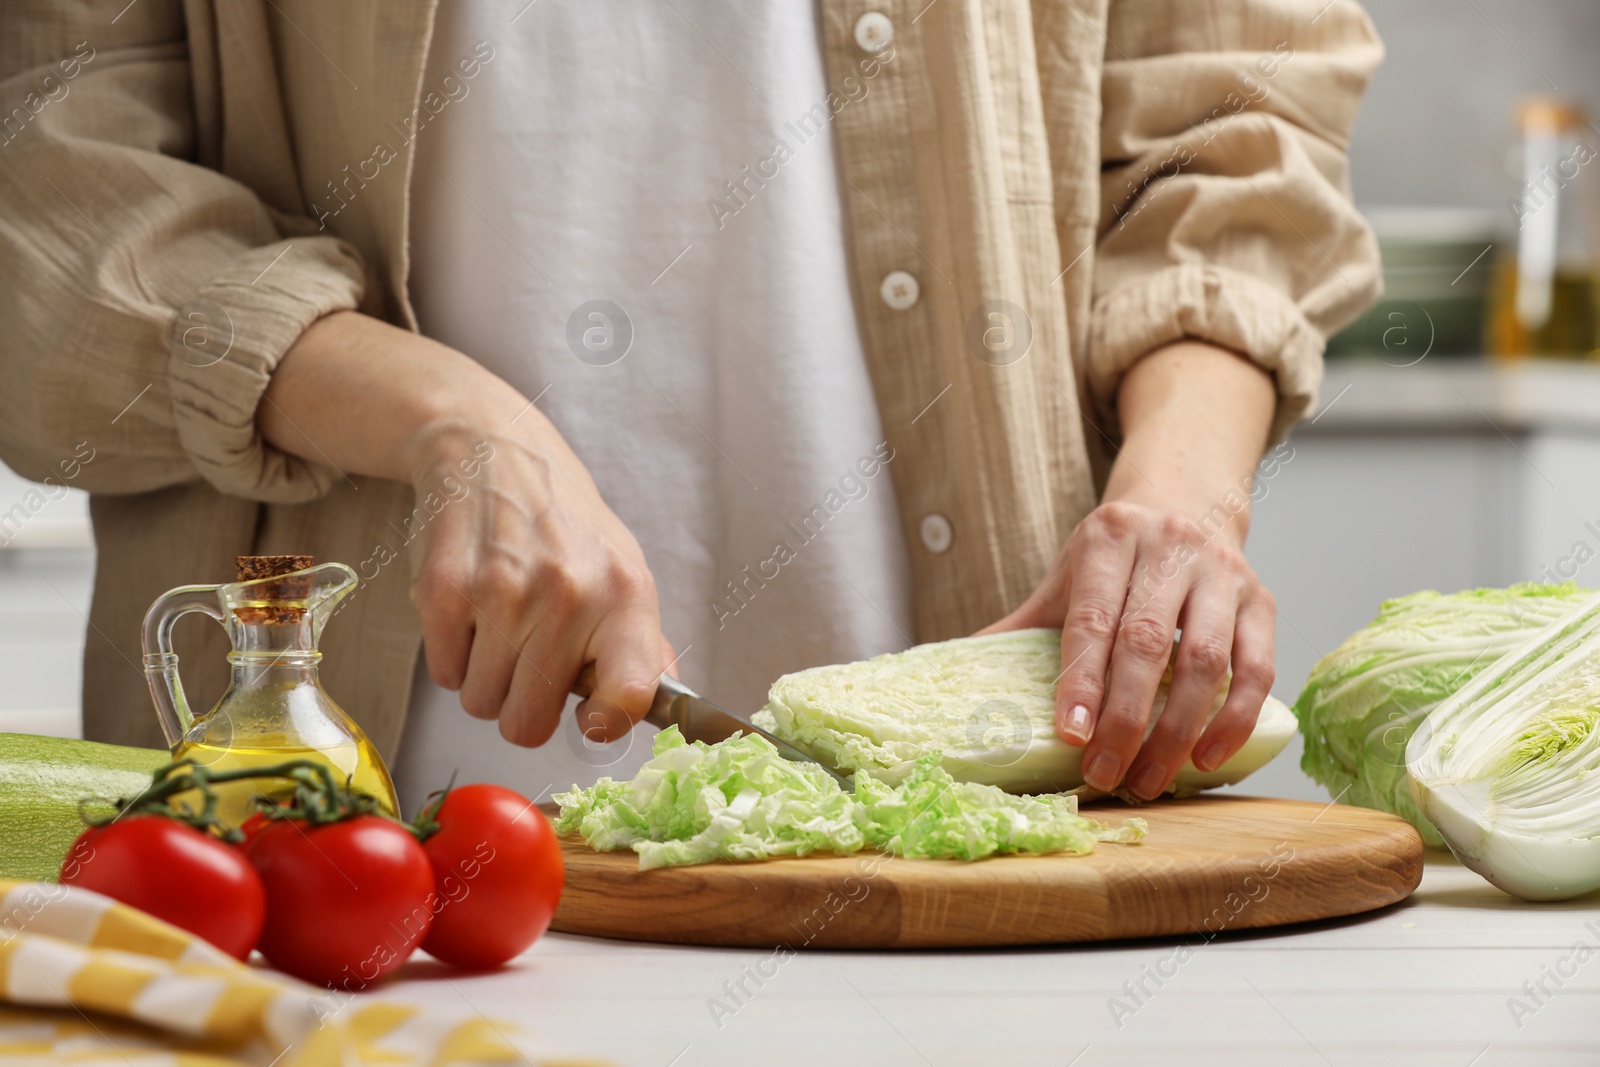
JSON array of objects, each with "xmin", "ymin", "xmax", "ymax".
[
  {"xmin": 854, "ymin": 12, "xmax": 894, "ymax": 54},
  {"xmin": 880, "ymin": 270, "xmax": 920, "ymax": 311},
  {"xmin": 919, "ymin": 513, "xmax": 953, "ymax": 554}
]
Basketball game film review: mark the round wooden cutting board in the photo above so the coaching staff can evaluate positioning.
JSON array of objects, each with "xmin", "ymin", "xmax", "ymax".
[{"xmin": 549, "ymin": 795, "xmax": 1424, "ymax": 949}]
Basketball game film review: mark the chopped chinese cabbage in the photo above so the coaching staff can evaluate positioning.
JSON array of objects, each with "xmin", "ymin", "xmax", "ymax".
[
  {"xmin": 554, "ymin": 726, "xmax": 1144, "ymax": 870},
  {"xmin": 553, "ymin": 726, "xmax": 861, "ymax": 870},
  {"xmin": 855, "ymin": 752, "xmax": 1146, "ymax": 861}
]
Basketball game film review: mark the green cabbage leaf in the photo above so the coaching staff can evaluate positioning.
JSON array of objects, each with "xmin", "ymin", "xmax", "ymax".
[{"xmin": 1292, "ymin": 583, "xmax": 1590, "ymax": 844}]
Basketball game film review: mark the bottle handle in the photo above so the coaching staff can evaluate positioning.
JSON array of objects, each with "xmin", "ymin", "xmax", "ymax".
[{"xmin": 141, "ymin": 585, "xmax": 225, "ymax": 748}]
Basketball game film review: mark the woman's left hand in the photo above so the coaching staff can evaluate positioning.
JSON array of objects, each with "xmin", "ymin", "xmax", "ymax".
[
  {"xmin": 980, "ymin": 498, "xmax": 1276, "ymax": 799},
  {"xmin": 980, "ymin": 339, "xmax": 1283, "ymax": 800}
]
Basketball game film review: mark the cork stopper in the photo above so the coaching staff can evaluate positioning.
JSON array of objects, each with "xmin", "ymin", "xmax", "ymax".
[
  {"xmin": 233, "ymin": 555, "xmax": 314, "ymax": 625},
  {"xmin": 235, "ymin": 555, "xmax": 314, "ymax": 582}
]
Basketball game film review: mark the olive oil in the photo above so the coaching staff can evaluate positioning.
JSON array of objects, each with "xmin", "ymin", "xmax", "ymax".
[
  {"xmin": 143, "ymin": 557, "xmax": 400, "ymax": 832},
  {"xmin": 1488, "ymin": 96, "xmax": 1600, "ymax": 360},
  {"xmin": 172, "ymin": 736, "xmax": 398, "ymax": 828},
  {"xmin": 1488, "ymin": 259, "xmax": 1599, "ymax": 359}
]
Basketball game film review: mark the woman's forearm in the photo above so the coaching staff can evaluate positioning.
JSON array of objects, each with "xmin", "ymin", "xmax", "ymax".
[
  {"xmin": 258, "ymin": 310, "xmax": 530, "ymax": 483},
  {"xmin": 256, "ymin": 309, "xmax": 668, "ymax": 747},
  {"xmin": 1105, "ymin": 339, "xmax": 1278, "ymax": 544}
]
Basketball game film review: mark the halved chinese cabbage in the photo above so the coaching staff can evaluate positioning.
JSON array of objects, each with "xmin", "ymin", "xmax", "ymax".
[
  {"xmin": 1408, "ymin": 590, "xmax": 1600, "ymax": 901},
  {"xmin": 751, "ymin": 628, "xmax": 1294, "ymax": 795},
  {"xmin": 1294, "ymin": 583, "xmax": 1591, "ymax": 846}
]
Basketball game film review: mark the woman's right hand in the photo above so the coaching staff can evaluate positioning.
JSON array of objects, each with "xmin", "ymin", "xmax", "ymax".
[
  {"xmin": 260, "ymin": 311, "xmax": 668, "ymax": 746},
  {"xmin": 403, "ymin": 418, "xmax": 667, "ymax": 746}
]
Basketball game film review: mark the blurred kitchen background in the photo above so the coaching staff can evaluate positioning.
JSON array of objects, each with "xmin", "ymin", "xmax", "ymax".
[{"xmin": 5, "ymin": 0, "xmax": 1600, "ymax": 801}]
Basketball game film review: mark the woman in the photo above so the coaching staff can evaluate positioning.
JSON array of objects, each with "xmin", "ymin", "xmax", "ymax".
[{"xmin": 0, "ymin": 1, "xmax": 1381, "ymax": 811}]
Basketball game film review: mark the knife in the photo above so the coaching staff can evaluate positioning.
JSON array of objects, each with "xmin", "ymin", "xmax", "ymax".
[{"xmin": 571, "ymin": 664, "xmax": 852, "ymax": 790}]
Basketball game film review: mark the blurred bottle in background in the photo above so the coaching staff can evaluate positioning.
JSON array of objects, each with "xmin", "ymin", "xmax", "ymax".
[{"xmin": 1488, "ymin": 97, "xmax": 1600, "ymax": 360}]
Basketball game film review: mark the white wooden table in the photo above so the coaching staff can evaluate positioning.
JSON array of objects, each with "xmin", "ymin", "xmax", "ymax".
[{"xmin": 380, "ymin": 841, "xmax": 1600, "ymax": 1067}]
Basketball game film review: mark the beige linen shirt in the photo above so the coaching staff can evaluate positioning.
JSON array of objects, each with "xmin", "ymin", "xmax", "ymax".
[{"xmin": 0, "ymin": 1, "xmax": 1382, "ymax": 755}]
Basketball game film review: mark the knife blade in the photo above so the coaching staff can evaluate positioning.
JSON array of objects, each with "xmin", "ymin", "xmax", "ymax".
[{"xmin": 570, "ymin": 664, "xmax": 852, "ymax": 790}]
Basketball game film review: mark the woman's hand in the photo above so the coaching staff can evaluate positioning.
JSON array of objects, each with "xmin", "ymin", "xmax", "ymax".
[
  {"xmin": 981, "ymin": 340, "xmax": 1280, "ymax": 799},
  {"xmin": 403, "ymin": 420, "xmax": 666, "ymax": 746},
  {"xmin": 261, "ymin": 311, "xmax": 667, "ymax": 746},
  {"xmin": 982, "ymin": 498, "xmax": 1276, "ymax": 799}
]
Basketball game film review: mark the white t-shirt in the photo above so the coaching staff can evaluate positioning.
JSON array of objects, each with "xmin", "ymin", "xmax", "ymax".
[{"xmin": 393, "ymin": 0, "xmax": 915, "ymax": 812}]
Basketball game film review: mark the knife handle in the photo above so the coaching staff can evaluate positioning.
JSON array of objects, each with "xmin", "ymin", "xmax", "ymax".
[{"xmin": 570, "ymin": 662, "xmax": 686, "ymax": 731}]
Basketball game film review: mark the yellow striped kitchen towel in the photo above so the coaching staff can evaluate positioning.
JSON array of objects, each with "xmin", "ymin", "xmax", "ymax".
[{"xmin": 0, "ymin": 879, "xmax": 606, "ymax": 1066}]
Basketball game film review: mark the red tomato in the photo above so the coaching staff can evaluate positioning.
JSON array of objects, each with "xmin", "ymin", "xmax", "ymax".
[
  {"xmin": 59, "ymin": 816, "xmax": 265, "ymax": 960},
  {"xmin": 238, "ymin": 812, "xmax": 272, "ymax": 849},
  {"xmin": 419, "ymin": 784, "xmax": 564, "ymax": 969},
  {"xmin": 247, "ymin": 815, "xmax": 434, "ymax": 989}
]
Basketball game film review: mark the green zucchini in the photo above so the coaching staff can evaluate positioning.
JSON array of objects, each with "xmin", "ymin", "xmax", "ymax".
[{"xmin": 0, "ymin": 733, "xmax": 167, "ymax": 883}]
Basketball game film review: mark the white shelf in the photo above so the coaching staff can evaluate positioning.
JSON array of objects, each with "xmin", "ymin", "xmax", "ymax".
[
  {"xmin": 0, "ymin": 709, "xmax": 80, "ymax": 738},
  {"xmin": 1309, "ymin": 357, "xmax": 1600, "ymax": 434},
  {"xmin": 0, "ymin": 464, "xmax": 92, "ymax": 550}
]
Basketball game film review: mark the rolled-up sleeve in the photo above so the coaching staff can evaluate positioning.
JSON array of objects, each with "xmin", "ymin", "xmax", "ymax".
[
  {"xmin": 0, "ymin": 3, "xmax": 364, "ymax": 501},
  {"xmin": 1089, "ymin": 0, "xmax": 1385, "ymax": 444}
]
